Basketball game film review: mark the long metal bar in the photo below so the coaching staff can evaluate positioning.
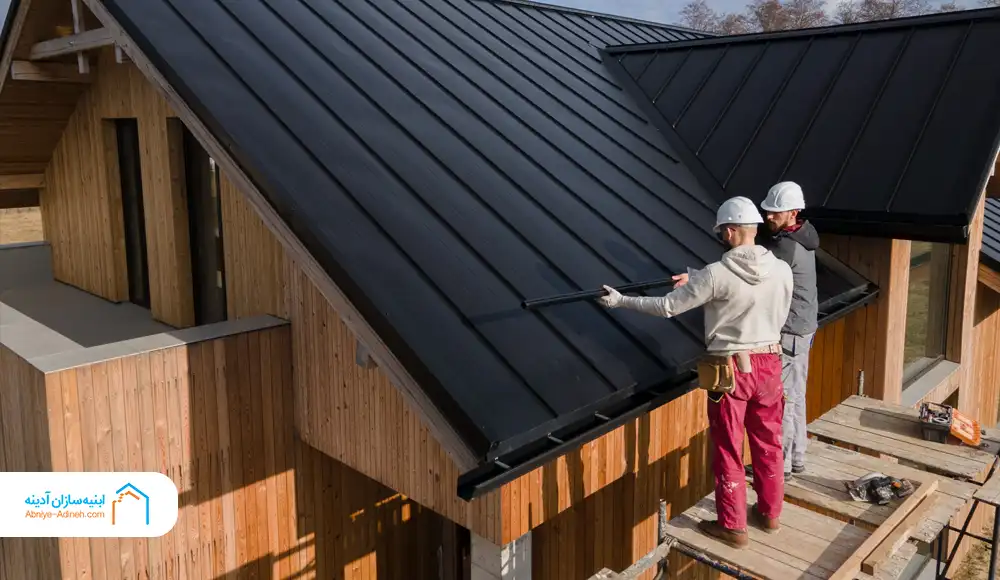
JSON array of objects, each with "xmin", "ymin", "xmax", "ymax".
[{"xmin": 522, "ymin": 277, "xmax": 678, "ymax": 310}]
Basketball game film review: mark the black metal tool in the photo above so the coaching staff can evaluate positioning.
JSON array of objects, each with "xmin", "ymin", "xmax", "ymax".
[{"xmin": 521, "ymin": 277, "xmax": 680, "ymax": 310}]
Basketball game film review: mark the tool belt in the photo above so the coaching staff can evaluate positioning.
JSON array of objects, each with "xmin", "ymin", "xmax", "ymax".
[{"xmin": 696, "ymin": 344, "xmax": 781, "ymax": 396}]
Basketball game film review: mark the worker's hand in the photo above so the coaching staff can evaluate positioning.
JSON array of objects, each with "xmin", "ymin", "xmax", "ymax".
[
  {"xmin": 672, "ymin": 273, "xmax": 689, "ymax": 288},
  {"xmin": 598, "ymin": 285, "xmax": 624, "ymax": 308}
]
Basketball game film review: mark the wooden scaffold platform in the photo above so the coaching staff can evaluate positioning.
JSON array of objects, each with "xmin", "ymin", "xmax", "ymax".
[{"xmin": 590, "ymin": 396, "xmax": 1000, "ymax": 580}]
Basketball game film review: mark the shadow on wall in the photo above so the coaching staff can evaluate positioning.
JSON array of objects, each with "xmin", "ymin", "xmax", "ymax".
[
  {"xmin": 3, "ymin": 325, "xmax": 466, "ymax": 580},
  {"xmin": 534, "ymin": 409, "xmax": 713, "ymax": 580}
]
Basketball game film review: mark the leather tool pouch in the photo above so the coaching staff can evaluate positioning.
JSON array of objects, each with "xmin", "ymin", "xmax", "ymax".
[{"xmin": 696, "ymin": 355, "xmax": 736, "ymax": 396}]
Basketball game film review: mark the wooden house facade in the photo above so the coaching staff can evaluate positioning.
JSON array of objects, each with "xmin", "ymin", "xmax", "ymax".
[{"xmin": 1, "ymin": 1, "xmax": 1000, "ymax": 579}]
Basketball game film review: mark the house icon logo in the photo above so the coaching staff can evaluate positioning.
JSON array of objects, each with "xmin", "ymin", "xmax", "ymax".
[{"xmin": 111, "ymin": 483, "xmax": 149, "ymax": 526}]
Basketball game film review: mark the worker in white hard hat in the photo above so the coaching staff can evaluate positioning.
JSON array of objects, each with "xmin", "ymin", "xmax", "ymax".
[
  {"xmin": 596, "ymin": 196, "xmax": 793, "ymax": 550},
  {"xmin": 752, "ymin": 181, "xmax": 819, "ymax": 482}
]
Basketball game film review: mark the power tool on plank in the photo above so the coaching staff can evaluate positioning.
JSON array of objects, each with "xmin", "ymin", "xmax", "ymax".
[
  {"xmin": 845, "ymin": 472, "xmax": 914, "ymax": 505},
  {"xmin": 918, "ymin": 402, "xmax": 983, "ymax": 447}
]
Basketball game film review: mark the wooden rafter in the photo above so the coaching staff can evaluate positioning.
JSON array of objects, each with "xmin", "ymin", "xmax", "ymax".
[
  {"xmin": 70, "ymin": 0, "xmax": 90, "ymax": 74},
  {"xmin": 0, "ymin": 174, "xmax": 45, "ymax": 189},
  {"xmin": 10, "ymin": 60, "xmax": 90, "ymax": 83},
  {"xmin": 28, "ymin": 27, "xmax": 113, "ymax": 61}
]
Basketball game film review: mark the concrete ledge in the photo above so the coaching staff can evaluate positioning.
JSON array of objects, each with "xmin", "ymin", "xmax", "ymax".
[
  {"xmin": 31, "ymin": 315, "xmax": 289, "ymax": 373},
  {"xmin": 901, "ymin": 360, "xmax": 961, "ymax": 408}
]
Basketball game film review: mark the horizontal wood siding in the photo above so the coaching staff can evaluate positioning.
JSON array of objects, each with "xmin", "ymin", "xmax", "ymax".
[
  {"xmin": 0, "ymin": 326, "xmax": 464, "ymax": 579},
  {"xmin": 41, "ymin": 48, "xmax": 194, "ymax": 327},
  {"xmin": 218, "ymin": 172, "xmax": 500, "ymax": 543}
]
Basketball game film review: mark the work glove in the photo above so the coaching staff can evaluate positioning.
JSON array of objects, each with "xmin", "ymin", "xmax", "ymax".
[{"xmin": 598, "ymin": 285, "xmax": 623, "ymax": 308}]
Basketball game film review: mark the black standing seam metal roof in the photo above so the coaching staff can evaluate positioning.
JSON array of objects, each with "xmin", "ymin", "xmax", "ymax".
[
  {"xmin": 604, "ymin": 7, "xmax": 1000, "ymax": 244},
  {"xmin": 98, "ymin": 0, "xmax": 876, "ymax": 497},
  {"xmin": 983, "ymin": 198, "xmax": 1000, "ymax": 273}
]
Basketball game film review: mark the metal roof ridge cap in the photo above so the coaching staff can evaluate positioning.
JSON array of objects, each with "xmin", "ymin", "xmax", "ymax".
[{"xmin": 604, "ymin": 6, "xmax": 1000, "ymax": 54}]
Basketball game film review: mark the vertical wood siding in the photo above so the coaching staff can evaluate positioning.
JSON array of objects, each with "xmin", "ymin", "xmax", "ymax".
[
  {"xmin": 41, "ymin": 48, "xmax": 194, "ymax": 327},
  {"xmin": 807, "ymin": 235, "xmax": 909, "ymax": 418},
  {"xmin": 219, "ymin": 171, "xmax": 500, "ymax": 543},
  {"xmin": 973, "ymin": 283, "xmax": 1000, "ymax": 429},
  {"xmin": 0, "ymin": 328, "xmax": 464, "ymax": 579}
]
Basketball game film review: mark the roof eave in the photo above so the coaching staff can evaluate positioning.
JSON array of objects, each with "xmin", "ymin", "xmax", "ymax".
[{"xmin": 456, "ymin": 277, "xmax": 879, "ymax": 499}]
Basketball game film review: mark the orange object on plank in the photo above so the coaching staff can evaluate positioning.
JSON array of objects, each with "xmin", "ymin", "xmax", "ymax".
[{"xmin": 950, "ymin": 408, "xmax": 982, "ymax": 447}]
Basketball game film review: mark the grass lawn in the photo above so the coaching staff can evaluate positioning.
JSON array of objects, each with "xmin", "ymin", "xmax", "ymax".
[{"xmin": 0, "ymin": 207, "xmax": 43, "ymax": 244}]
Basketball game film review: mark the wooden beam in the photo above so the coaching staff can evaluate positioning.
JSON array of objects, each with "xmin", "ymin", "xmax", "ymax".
[
  {"xmin": 0, "ymin": 174, "xmax": 45, "ymax": 189},
  {"xmin": 28, "ymin": 28, "xmax": 113, "ymax": 61},
  {"xmin": 861, "ymin": 495, "xmax": 936, "ymax": 575},
  {"xmin": 80, "ymin": 0, "xmax": 480, "ymax": 473},
  {"xmin": 70, "ymin": 0, "xmax": 90, "ymax": 74},
  {"xmin": 980, "ymin": 263, "xmax": 1000, "ymax": 295},
  {"xmin": 10, "ymin": 61, "xmax": 91, "ymax": 83},
  {"xmin": 0, "ymin": 0, "xmax": 34, "ymax": 96}
]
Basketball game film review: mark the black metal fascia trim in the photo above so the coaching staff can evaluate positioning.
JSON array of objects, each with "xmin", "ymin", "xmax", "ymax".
[
  {"xmin": 456, "ymin": 374, "xmax": 697, "ymax": 500},
  {"xmin": 808, "ymin": 216, "xmax": 969, "ymax": 244}
]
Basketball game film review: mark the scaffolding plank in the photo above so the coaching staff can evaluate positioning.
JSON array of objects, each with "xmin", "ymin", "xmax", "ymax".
[{"xmin": 665, "ymin": 490, "xmax": 871, "ymax": 579}]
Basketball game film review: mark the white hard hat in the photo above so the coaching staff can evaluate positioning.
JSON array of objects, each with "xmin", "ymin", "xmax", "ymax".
[
  {"xmin": 715, "ymin": 196, "xmax": 764, "ymax": 232},
  {"xmin": 760, "ymin": 181, "xmax": 805, "ymax": 212}
]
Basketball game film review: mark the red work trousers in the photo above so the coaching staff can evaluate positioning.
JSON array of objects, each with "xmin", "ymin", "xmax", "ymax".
[{"xmin": 707, "ymin": 352, "xmax": 784, "ymax": 531}]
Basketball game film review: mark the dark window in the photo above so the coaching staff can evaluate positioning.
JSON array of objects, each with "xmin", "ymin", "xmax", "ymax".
[
  {"xmin": 182, "ymin": 124, "xmax": 227, "ymax": 325},
  {"xmin": 116, "ymin": 119, "xmax": 150, "ymax": 309}
]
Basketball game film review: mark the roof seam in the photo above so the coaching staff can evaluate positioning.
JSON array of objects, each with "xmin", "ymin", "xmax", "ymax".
[
  {"xmin": 673, "ymin": 44, "xmax": 729, "ymax": 128},
  {"xmin": 327, "ymin": 0, "xmax": 689, "ymax": 365},
  {"xmin": 697, "ymin": 41, "xmax": 769, "ymax": 155},
  {"xmin": 541, "ymin": 10, "xmax": 605, "ymax": 48},
  {"xmin": 415, "ymin": 0, "xmax": 683, "ymax": 174},
  {"xmin": 494, "ymin": 2, "xmax": 621, "ymax": 90},
  {"xmin": 778, "ymin": 32, "xmax": 862, "ymax": 183},
  {"xmin": 821, "ymin": 27, "xmax": 916, "ymax": 207},
  {"xmin": 650, "ymin": 49, "xmax": 692, "ymax": 104},
  {"xmin": 166, "ymin": 0, "xmax": 551, "ymax": 408},
  {"xmin": 886, "ymin": 21, "xmax": 974, "ymax": 212},
  {"xmin": 285, "ymin": 0, "xmax": 663, "ymax": 396},
  {"xmin": 387, "ymin": 0, "xmax": 719, "ymax": 251},
  {"xmin": 435, "ymin": 0, "xmax": 677, "ymax": 157},
  {"xmin": 461, "ymin": 0, "xmax": 649, "ymax": 123},
  {"xmin": 723, "ymin": 38, "xmax": 813, "ymax": 188}
]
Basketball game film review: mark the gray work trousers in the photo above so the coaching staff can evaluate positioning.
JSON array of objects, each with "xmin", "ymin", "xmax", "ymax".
[{"xmin": 780, "ymin": 332, "xmax": 814, "ymax": 473}]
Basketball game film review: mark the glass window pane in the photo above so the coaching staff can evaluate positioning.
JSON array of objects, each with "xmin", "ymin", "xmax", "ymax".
[{"xmin": 904, "ymin": 241, "xmax": 952, "ymax": 383}]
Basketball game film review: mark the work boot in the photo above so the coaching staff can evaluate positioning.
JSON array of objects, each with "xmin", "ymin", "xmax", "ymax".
[
  {"xmin": 697, "ymin": 519, "xmax": 749, "ymax": 549},
  {"xmin": 750, "ymin": 505, "xmax": 780, "ymax": 534},
  {"xmin": 792, "ymin": 464, "xmax": 806, "ymax": 474}
]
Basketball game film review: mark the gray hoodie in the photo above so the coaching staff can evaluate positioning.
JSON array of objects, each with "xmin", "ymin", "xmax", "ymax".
[
  {"xmin": 612, "ymin": 245, "xmax": 793, "ymax": 354},
  {"xmin": 759, "ymin": 221, "xmax": 820, "ymax": 337}
]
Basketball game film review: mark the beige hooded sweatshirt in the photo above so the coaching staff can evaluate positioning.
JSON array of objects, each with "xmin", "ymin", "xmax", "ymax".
[{"xmin": 614, "ymin": 245, "xmax": 793, "ymax": 354}]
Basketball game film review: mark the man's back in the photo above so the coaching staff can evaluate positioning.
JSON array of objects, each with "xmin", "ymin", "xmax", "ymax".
[{"xmin": 701, "ymin": 245, "xmax": 793, "ymax": 354}]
